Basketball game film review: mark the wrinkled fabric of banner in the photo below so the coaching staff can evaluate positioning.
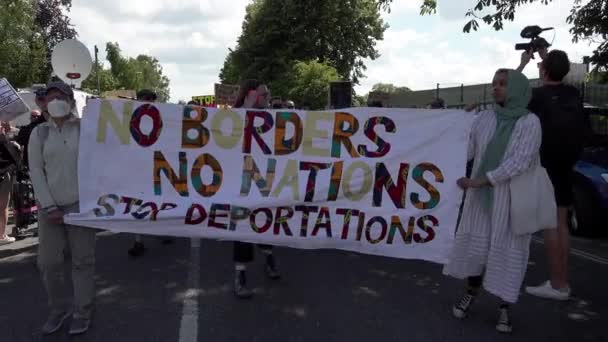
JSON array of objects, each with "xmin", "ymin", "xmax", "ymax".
[{"xmin": 65, "ymin": 100, "xmax": 473, "ymax": 263}]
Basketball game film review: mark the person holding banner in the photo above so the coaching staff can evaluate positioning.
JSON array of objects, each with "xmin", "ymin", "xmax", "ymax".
[
  {"xmin": 28, "ymin": 82, "xmax": 97, "ymax": 336},
  {"xmin": 232, "ymin": 79, "xmax": 281, "ymax": 299},
  {"xmin": 0, "ymin": 123, "xmax": 21, "ymax": 245},
  {"xmin": 443, "ymin": 69, "xmax": 542, "ymax": 334}
]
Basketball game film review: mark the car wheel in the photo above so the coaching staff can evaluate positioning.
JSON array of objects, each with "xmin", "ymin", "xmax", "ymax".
[{"xmin": 570, "ymin": 175, "xmax": 602, "ymax": 238}]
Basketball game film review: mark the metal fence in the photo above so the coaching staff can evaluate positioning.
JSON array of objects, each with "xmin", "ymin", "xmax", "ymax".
[{"xmin": 386, "ymin": 80, "xmax": 608, "ymax": 109}]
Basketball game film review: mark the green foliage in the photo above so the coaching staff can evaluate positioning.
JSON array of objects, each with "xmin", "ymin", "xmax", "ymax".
[
  {"xmin": 82, "ymin": 42, "xmax": 171, "ymax": 102},
  {"xmin": 285, "ymin": 60, "xmax": 340, "ymax": 109},
  {"xmin": 568, "ymin": 0, "xmax": 608, "ymax": 78},
  {"xmin": 80, "ymin": 65, "xmax": 117, "ymax": 95},
  {"xmin": 34, "ymin": 0, "xmax": 78, "ymax": 82},
  {"xmin": 219, "ymin": 0, "xmax": 387, "ymax": 88},
  {"xmin": 371, "ymin": 83, "xmax": 411, "ymax": 94},
  {"xmin": 353, "ymin": 95, "xmax": 367, "ymax": 107},
  {"xmin": 0, "ymin": 0, "xmax": 47, "ymax": 88}
]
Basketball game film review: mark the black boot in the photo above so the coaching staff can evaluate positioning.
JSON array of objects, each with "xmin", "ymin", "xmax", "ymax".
[
  {"xmin": 265, "ymin": 254, "xmax": 281, "ymax": 280},
  {"xmin": 128, "ymin": 242, "xmax": 146, "ymax": 257},
  {"xmin": 234, "ymin": 270, "xmax": 253, "ymax": 299}
]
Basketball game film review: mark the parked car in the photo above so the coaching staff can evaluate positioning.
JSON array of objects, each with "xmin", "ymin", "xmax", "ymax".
[{"xmin": 570, "ymin": 106, "xmax": 608, "ymax": 237}]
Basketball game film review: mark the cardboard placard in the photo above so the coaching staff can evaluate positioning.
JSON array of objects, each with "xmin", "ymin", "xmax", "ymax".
[{"xmin": 0, "ymin": 78, "xmax": 30, "ymax": 121}]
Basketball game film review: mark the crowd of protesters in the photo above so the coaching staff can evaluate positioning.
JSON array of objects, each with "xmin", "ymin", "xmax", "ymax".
[{"xmin": 0, "ymin": 46, "xmax": 590, "ymax": 336}]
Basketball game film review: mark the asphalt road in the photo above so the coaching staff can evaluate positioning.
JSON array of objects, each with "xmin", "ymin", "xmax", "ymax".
[{"xmin": 1, "ymin": 224, "xmax": 607, "ymax": 342}]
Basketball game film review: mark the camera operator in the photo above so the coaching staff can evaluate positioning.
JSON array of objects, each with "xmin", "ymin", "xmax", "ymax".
[{"xmin": 518, "ymin": 49, "xmax": 591, "ymax": 301}]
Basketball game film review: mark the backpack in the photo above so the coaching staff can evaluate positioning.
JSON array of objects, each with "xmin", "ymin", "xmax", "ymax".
[
  {"xmin": 36, "ymin": 118, "xmax": 80, "ymax": 145},
  {"xmin": 37, "ymin": 124, "xmax": 50, "ymax": 144},
  {"xmin": 532, "ymin": 85, "xmax": 592, "ymax": 159}
]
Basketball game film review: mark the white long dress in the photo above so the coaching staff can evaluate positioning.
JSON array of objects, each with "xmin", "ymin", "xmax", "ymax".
[{"xmin": 443, "ymin": 110, "xmax": 542, "ymax": 303}]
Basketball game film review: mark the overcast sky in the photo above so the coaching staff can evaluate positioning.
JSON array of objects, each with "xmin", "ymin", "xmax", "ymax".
[{"xmin": 70, "ymin": 0, "xmax": 597, "ymax": 102}]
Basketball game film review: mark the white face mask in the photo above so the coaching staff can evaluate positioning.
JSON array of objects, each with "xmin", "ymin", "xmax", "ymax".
[{"xmin": 47, "ymin": 99, "xmax": 71, "ymax": 118}]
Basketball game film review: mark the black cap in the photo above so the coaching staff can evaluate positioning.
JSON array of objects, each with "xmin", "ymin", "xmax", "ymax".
[
  {"xmin": 46, "ymin": 81, "xmax": 74, "ymax": 98},
  {"xmin": 136, "ymin": 89, "xmax": 157, "ymax": 101},
  {"xmin": 34, "ymin": 88, "xmax": 47, "ymax": 99}
]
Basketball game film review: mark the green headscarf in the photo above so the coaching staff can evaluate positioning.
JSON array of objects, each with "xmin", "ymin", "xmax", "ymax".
[{"xmin": 475, "ymin": 69, "xmax": 532, "ymax": 210}]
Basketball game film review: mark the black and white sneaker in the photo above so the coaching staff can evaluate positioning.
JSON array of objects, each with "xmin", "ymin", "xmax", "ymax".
[
  {"xmin": 265, "ymin": 254, "xmax": 281, "ymax": 280},
  {"xmin": 234, "ymin": 270, "xmax": 253, "ymax": 299},
  {"xmin": 452, "ymin": 293, "xmax": 476, "ymax": 319},
  {"xmin": 496, "ymin": 306, "xmax": 513, "ymax": 333}
]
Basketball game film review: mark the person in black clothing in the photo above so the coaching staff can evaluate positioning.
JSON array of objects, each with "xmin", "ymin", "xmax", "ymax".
[
  {"xmin": 15, "ymin": 89, "xmax": 48, "ymax": 167},
  {"xmin": 428, "ymin": 98, "xmax": 445, "ymax": 109},
  {"xmin": 128, "ymin": 89, "xmax": 174, "ymax": 257},
  {"xmin": 136, "ymin": 89, "xmax": 157, "ymax": 102},
  {"xmin": 232, "ymin": 79, "xmax": 281, "ymax": 299},
  {"xmin": 0, "ymin": 123, "xmax": 21, "ymax": 244},
  {"xmin": 368, "ymin": 100, "xmax": 383, "ymax": 107},
  {"xmin": 520, "ymin": 50, "xmax": 591, "ymax": 300}
]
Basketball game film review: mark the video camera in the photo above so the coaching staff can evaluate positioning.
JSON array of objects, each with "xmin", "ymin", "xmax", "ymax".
[{"xmin": 515, "ymin": 25, "xmax": 554, "ymax": 57}]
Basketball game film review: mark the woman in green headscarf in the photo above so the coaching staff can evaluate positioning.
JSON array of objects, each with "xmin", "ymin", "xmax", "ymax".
[{"xmin": 443, "ymin": 69, "xmax": 542, "ymax": 334}]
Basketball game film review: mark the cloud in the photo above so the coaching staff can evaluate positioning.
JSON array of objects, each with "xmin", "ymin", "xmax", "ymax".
[
  {"xmin": 70, "ymin": 0, "xmax": 248, "ymax": 101},
  {"xmin": 437, "ymin": 0, "xmax": 477, "ymax": 21},
  {"xmin": 67, "ymin": 0, "xmax": 598, "ymax": 103},
  {"xmin": 356, "ymin": 0, "xmax": 598, "ymax": 95}
]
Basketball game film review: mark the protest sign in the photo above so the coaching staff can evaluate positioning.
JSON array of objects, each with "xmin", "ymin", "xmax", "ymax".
[
  {"xmin": 0, "ymin": 78, "xmax": 30, "ymax": 121},
  {"xmin": 214, "ymin": 83, "xmax": 239, "ymax": 106},
  {"xmin": 102, "ymin": 89, "xmax": 136, "ymax": 100},
  {"xmin": 191, "ymin": 95, "xmax": 216, "ymax": 107},
  {"xmin": 65, "ymin": 100, "xmax": 472, "ymax": 263}
]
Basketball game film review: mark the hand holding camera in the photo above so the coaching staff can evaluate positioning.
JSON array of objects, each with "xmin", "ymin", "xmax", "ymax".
[{"xmin": 516, "ymin": 26, "xmax": 553, "ymax": 72}]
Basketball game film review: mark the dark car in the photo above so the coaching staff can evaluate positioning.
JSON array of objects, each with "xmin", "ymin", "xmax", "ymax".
[{"xmin": 569, "ymin": 106, "xmax": 608, "ymax": 237}]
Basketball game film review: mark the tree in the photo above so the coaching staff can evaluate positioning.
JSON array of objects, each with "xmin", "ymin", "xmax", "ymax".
[
  {"xmin": 568, "ymin": 0, "xmax": 608, "ymax": 75},
  {"xmin": 80, "ymin": 66, "xmax": 117, "ymax": 95},
  {"xmin": 34, "ymin": 0, "xmax": 78, "ymax": 82},
  {"xmin": 286, "ymin": 60, "xmax": 340, "ymax": 109},
  {"xmin": 410, "ymin": 0, "xmax": 608, "ymax": 77},
  {"xmin": 353, "ymin": 94, "xmax": 368, "ymax": 107},
  {"xmin": 82, "ymin": 42, "xmax": 171, "ymax": 102},
  {"xmin": 371, "ymin": 83, "xmax": 411, "ymax": 94},
  {"xmin": 219, "ymin": 0, "xmax": 387, "ymax": 91},
  {"xmin": 0, "ymin": 0, "xmax": 47, "ymax": 88}
]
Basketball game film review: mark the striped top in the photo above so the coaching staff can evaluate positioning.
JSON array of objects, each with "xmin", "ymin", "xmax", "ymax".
[{"xmin": 443, "ymin": 110, "xmax": 542, "ymax": 303}]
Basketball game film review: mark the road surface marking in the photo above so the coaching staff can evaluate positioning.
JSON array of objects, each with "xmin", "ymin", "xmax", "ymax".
[
  {"xmin": 179, "ymin": 238, "xmax": 201, "ymax": 342},
  {"xmin": 532, "ymin": 236, "xmax": 608, "ymax": 265}
]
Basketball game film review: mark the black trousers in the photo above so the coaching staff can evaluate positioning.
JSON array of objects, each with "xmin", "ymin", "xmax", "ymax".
[
  {"xmin": 468, "ymin": 275, "xmax": 483, "ymax": 288},
  {"xmin": 233, "ymin": 242, "xmax": 273, "ymax": 263}
]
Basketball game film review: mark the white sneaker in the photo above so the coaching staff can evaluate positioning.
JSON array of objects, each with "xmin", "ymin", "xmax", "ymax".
[
  {"xmin": 0, "ymin": 236, "xmax": 16, "ymax": 245},
  {"xmin": 525, "ymin": 280, "xmax": 570, "ymax": 301}
]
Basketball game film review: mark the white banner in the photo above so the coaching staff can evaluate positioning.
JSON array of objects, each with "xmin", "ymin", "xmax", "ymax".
[
  {"xmin": 0, "ymin": 78, "xmax": 30, "ymax": 122},
  {"xmin": 66, "ymin": 100, "xmax": 472, "ymax": 263}
]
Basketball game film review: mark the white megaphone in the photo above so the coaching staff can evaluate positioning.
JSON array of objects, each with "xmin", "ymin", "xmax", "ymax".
[{"xmin": 51, "ymin": 39, "xmax": 93, "ymax": 88}]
